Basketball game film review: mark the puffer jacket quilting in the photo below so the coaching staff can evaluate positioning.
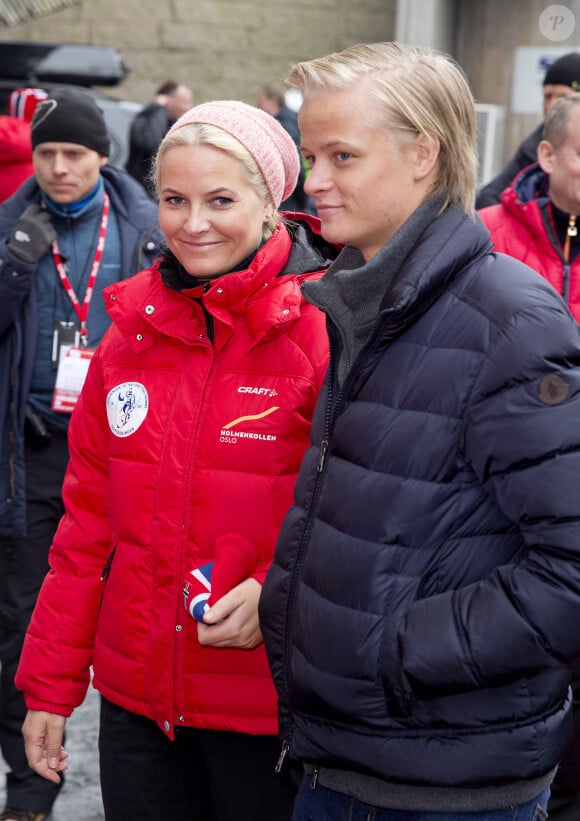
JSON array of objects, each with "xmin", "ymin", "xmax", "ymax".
[
  {"xmin": 16, "ymin": 218, "xmax": 336, "ymax": 739},
  {"xmin": 260, "ymin": 206, "xmax": 580, "ymax": 787}
]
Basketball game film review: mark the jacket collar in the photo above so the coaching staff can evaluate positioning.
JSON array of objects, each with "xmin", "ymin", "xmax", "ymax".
[
  {"xmin": 506, "ymin": 162, "xmax": 549, "ymax": 207},
  {"xmin": 42, "ymin": 176, "xmax": 103, "ymax": 219},
  {"xmin": 374, "ymin": 204, "xmax": 491, "ymax": 341},
  {"xmin": 304, "ymin": 200, "xmax": 490, "ymax": 343},
  {"xmin": 105, "ymin": 217, "xmax": 337, "ymax": 349}
]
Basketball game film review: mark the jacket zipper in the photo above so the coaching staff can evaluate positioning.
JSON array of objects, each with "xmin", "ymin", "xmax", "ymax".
[
  {"xmin": 562, "ymin": 215, "xmax": 577, "ymax": 304},
  {"xmin": 542, "ymin": 204, "xmax": 575, "ymax": 308},
  {"xmin": 99, "ymin": 546, "xmax": 117, "ymax": 611},
  {"xmin": 100, "ymin": 546, "xmax": 117, "ymax": 582},
  {"xmin": 7, "ymin": 324, "xmax": 21, "ymax": 510},
  {"xmin": 275, "ymin": 739, "xmax": 290, "ymax": 773},
  {"xmin": 278, "ymin": 313, "xmax": 393, "ymax": 765},
  {"xmin": 276, "ymin": 356, "xmax": 335, "ymax": 768},
  {"xmin": 193, "ymin": 282, "xmax": 215, "ymax": 343}
]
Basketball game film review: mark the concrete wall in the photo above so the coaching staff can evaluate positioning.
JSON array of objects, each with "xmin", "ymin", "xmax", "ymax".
[
  {"xmin": 6, "ymin": 0, "xmax": 580, "ymax": 167},
  {"xmin": 0, "ymin": 0, "xmax": 397, "ymax": 105},
  {"xmin": 456, "ymin": 0, "xmax": 580, "ymax": 163}
]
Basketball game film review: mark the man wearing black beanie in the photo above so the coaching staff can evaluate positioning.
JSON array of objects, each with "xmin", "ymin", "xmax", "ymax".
[
  {"xmin": 476, "ymin": 50, "xmax": 580, "ymax": 208},
  {"xmin": 0, "ymin": 87, "xmax": 163, "ymax": 821},
  {"xmin": 30, "ymin": 88, "xmax": 111, "ymax": 158}
]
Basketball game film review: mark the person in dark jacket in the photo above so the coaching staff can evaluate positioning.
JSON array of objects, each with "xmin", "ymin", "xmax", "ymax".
[
  {"xmin": 259, "ymin": 41, "xmax": 580, "ymax": 821},
  {"xmin": 476, "ymin": 50, "xmax": 580, "ymax": 208},
  {"xmin": 125, "ymin": 79, "xmax": 193, "ymax": 196},
  {"xmin": 0, "ymin": 87, "xmax": 162, "ymax": 821},
  {"xmin": 257, "ymin": 83, "xmax": 315, "ymax": 214}
]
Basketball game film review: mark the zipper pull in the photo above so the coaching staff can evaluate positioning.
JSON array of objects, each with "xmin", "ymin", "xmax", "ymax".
[
  {"xmin": 310, "ymin": 767, "xmax": 319, "ymax": 789},
  {"xmin": 564, "ymin": 215, "xmax": 577, "ymax": 263},
  {"xmin": 183, "ymin": 581, "xmax": 191, "ymax": 611},
  {"xmin": 275, "ymin": 740, "xmax": 289, "ymax": 773},
  {"xmin": 317, "ymin": 439, "xmax": 329, "ymax": 473},
  {"xmin": 100, "ymin": 548, "xmax": 116, "ymax": 582}
]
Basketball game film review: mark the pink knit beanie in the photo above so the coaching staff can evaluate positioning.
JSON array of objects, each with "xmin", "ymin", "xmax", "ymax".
[{"xmin": 167, "ymin": 100, "xmax": 300, "ymax": 209}]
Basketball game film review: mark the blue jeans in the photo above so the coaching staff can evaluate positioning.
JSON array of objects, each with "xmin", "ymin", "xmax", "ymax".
[{"xmin": 291, "ymin": 777, "xmax": 550, "ymax": 821}]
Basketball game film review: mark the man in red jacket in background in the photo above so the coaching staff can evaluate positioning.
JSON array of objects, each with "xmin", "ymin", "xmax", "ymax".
[
  {"xmin": 476, "ymin": 51, "xmax": 580, "ymax": 209},
  {"xmin": 479, "ymin": 91, "xmax": 580, "ymax": 324},
  {"xmin": 0, "ymin": 89, "xmax": 47, "ymax": 204}
]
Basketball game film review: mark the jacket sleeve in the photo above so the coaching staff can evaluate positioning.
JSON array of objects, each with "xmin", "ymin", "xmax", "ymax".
[
  {"xmin": 0, "ymin": 183, "xmax": 45, "ymax": 337},
  {"xmin": 0, "ymin": 243, "xmax": 36, "ymax": 338},
  {"xmin": 15, "ymin": 340, "xmax": 113, "ymax": 714},
  {"xmin": 399, "ymin": 297, "xmax": 580, "ymax": 696}
]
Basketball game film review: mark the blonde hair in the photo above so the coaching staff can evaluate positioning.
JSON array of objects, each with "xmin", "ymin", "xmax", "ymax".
[
  {"xmin": 287, "ymin": 42, "xmax": 477, "ymax": 215},
  {"xmin": 153, "ymin": 123, "xmax": 279, "ymax": 240},
  {"xmin": 543, "ymin": 92, "xmax": 580, "ymax": 148}
]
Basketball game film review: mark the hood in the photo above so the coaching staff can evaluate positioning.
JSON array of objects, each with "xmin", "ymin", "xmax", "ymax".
[
  {"xmin": 503, "ymin": 162, "xmax": 549, "ymax": 208},
  {"xmin": 279, "ymin": 215, "xmax": 340, "ymax": 275},
  {"xmin": 104, "ymin": 216, "xmax": 339, "ymax": 351},
  {"xmin": 157, "ymin": 215, "xmax": 339, "ymax": 292}
]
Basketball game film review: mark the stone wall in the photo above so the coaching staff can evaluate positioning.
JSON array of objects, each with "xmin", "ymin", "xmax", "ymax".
[
  {"xmin": 7, "ymin": 0, "xmax": 579, "ymax": 165},
  {"xmin": 455, "ymin": 0, "xmax": 580, "ymax": 162},
  {"xmin": 0, "ymin": 0, "xmax": 397, "ymax": 105}
]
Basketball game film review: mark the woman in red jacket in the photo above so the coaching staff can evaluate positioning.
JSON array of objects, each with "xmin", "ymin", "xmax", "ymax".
[{"xmin": 15, "ymin": 100, "xmax": 337, "ymax": 821}]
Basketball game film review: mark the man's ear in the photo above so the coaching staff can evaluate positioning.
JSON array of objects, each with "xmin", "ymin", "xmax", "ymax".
[
  {"xmin": 412, "ymin": 132, "xmax": 440, "ymax": 181},
  {"xmin": 537, "ymin": 139, "xmax": 555, "ymax": 175}
]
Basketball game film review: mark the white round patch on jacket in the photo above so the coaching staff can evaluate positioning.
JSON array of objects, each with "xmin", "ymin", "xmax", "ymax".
[{"xmin": 106, "ymin": 382, "xmax": 149, "ymax": 437}]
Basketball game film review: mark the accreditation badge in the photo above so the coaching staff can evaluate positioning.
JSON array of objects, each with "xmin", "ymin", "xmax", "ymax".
[
  {"xmin": 51, "ymin": 346, "xmax": 95, "ymax": 413},
  {"xmin": 51, "ymin": 320, "xmax": 81, "ymax": 368}
]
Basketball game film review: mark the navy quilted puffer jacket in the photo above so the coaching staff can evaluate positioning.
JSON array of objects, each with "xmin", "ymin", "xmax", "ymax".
[{"xmin": 260, "ymin": 205, "xmax": 580, "ymax": 788}]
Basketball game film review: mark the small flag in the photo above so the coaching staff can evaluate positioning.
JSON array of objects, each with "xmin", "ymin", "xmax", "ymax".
[
  {"xmin": 183, "ymin": 563, "xmax": 213, "ymax": 621},
  {"xmin": 183, "ymin": 537, "xmax": 258, "ymax": 623}
]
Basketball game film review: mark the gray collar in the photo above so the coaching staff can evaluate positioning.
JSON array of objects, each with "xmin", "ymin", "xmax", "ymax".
[{"xmin": 303, "ymin": 195, "xmax": 445, "ymax": 384}]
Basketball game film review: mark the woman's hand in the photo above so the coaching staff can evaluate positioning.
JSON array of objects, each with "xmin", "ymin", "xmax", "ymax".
[
  {"xmin": 22, "ymin": 709, "xmax": 68, "ymax": 783},
  {"xmin": 197, "ymin": 577, "xmax": 262, "ymax": 649}
]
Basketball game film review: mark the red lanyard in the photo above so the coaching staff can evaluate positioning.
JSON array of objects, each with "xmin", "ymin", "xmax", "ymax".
[{"xmin": 51, "ymin": 191, "xmax": 110, "ymax": 344}]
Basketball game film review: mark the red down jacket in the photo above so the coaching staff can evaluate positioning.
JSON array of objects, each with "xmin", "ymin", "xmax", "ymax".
[
  {"xmin": 478, "ymin": 162, "xmax": 580, "ymax": 322},
  {"xmin": 0, "ymin": 116, "xmax": 34, "ymax": 203},
  {"xmin": 16, "ymin": 217, "xmax": 336, "ymax": 738}
]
